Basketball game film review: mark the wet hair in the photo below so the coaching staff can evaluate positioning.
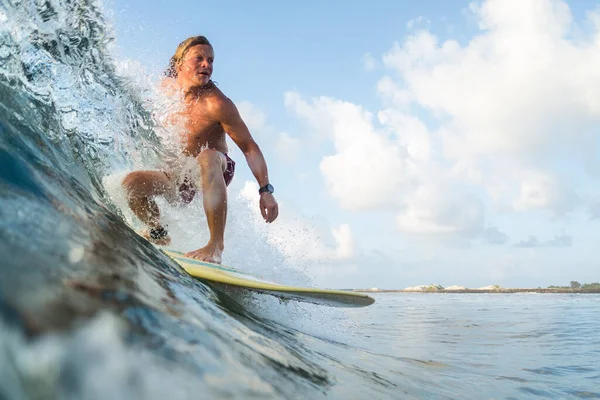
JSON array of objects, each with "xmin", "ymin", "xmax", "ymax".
[{"xmin": 165, "ymin": 35, "xmax": 212, "ymax": 78}]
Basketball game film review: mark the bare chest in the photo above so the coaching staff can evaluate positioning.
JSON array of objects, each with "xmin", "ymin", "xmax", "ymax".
[{"xmin": 175, "ymin": 100, "xmax": 226, "ymax": 155}]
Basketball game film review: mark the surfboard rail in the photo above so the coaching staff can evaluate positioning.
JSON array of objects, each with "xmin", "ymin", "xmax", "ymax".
[{"xmin": 163, "ymin": 250, "xmax": 375, "ymax": 308}]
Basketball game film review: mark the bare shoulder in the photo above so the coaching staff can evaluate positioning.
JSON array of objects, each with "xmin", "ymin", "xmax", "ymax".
[{"xmin": 205, "ymin": 86, "xmax": 239, "ymax": 120}]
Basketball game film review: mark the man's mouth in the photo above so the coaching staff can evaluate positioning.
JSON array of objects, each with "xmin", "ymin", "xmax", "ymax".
[{"xmin": 198, "ymin": 71, "xmax": 209, "ymax": 76}]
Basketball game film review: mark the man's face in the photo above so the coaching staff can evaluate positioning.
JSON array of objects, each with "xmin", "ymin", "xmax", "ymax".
[{"xmin": 177, "ymin": 44, "xmax": 214, "ymax": 87}]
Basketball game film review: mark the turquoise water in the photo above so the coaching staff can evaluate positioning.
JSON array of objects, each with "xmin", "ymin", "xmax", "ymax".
[{"xmin": 1, "ymin": 1, "xmax": 599, "ymax": 398}]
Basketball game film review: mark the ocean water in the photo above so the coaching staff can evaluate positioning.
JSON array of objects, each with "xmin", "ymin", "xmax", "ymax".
[{"xmin": 1, "ymin": 1, "xmax": 599, "ymax": 399}]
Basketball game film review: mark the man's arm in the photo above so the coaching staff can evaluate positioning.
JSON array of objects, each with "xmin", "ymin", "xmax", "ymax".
[{"xmin": 216, "ymin": 97, "xmax": 279, "ymax": 223}]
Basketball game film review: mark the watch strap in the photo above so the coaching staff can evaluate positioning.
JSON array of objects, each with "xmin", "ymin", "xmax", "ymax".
[{"xmin": 259, "ymin": 184, "xmax": 274, "ymax": 194}]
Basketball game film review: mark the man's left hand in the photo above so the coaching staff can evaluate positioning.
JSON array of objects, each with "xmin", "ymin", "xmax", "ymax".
[{"xmin": 259, "ymin": 193, "xmax": 278, "ymax": 223}]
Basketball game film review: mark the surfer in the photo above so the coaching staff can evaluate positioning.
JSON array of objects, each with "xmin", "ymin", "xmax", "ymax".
[{"xmin": 122, "ymin": 35, "xmax": 278, "ymax": 263}]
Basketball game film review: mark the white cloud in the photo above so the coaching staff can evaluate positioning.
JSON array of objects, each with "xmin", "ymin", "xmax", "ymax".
[
  {"xmin": 514, "ymin": 233, "xmax": 573, "ymax": 248},
  {"xmin": 274, "ymin": 132, "xmax": 300, "ymax": 164},
  {"xmin": 589, "ymin": 199, "xmax": 600, "ymax": 219},
  {"xmin": 285, "ymin": 90, "xmax": 491, "ymax": 236},
  {"xmin": 483, "ymin": 226, "xmax": 509, "ymax": 245},
  {"xmin": 331, "ymin": 224, "xmax": 355, "ymax": 259},
  {"xmin": 377, "ymin": 109, "xmax": 432, "ymax": 162},
  {"xmin": 285, "ymin": 92, "xmax": 408, "ymax": 211},
  {"xmin": 381, "ymin": 0, "xmax": 600, "ymax": 215},
  {"xmin": 406, "ymin": 16, "xmax": 430, "ymax": 31},
  {"xmin": 396, "ymin": 184, "xmax": 484, "ymax": 236},
  {"xmin": 376, "ymin": 76, "xmax": 413, "ymax": 109},
  {"xmin": 287, "ymin": 0, "xmax": 600, "ymax": 242},
  {"xmin": 512, "ymin": 170, "xmax": 577, "ymax": 213},
  {"xmin": 362, "ymin": 52, "xmax": 377, "ymax": 70},
  {"xmin": 237, "ymin": 100, "xmax": 267, "ymax": 134}
]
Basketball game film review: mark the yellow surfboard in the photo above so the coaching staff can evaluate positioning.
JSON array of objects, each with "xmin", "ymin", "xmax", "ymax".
[{"xmin": 164, "ymin": 250, "xmax": 375, "ymax": 308}]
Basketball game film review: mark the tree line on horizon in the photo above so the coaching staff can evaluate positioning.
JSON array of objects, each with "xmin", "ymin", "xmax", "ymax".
[{"xmin": 547, "ymin": 281, "xmax": 600, "ymax": 290}]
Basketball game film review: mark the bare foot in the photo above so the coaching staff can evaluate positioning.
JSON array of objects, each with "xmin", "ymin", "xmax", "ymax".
[
  {"xmin": 140, "ymin": 229, "xmax": 172, "ymax": 246},
  {"xmin": 185, "ymin": 242, "xmax": 224, "ymax": 263}
]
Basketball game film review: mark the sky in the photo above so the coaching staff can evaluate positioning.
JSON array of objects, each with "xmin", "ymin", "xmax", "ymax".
[{"xmin": 105, "ymin": 0, "xmax": 600, "ymax": 289}]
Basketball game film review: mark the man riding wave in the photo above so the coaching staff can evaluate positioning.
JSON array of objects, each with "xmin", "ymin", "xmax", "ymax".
[{"xmin": 122, "ymin": 36, "xmax": 278, "ymax": 263}]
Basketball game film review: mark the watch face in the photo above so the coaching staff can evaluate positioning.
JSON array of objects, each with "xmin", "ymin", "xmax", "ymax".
[{"xmin": 260, "ymin": 184, "xmax": 274, "ymax": 194}]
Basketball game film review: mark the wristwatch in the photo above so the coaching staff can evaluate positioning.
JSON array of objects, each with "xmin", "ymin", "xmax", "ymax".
[{"xmin": 258, "ymin": 183, "xmax": 274, "ymax": 194}]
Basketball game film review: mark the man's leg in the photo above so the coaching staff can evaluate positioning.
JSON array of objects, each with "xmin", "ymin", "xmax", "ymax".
[
  {"xmin": 185, "ymin": 149, "xmax": 227, "ymax": 263},
  {"xmin": 122, "ymin": 171, "xmax": 174, "ymax": 245}
]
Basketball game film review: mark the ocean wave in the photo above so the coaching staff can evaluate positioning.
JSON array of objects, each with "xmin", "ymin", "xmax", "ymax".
[{"xmin": 0, "ymin": 1, "xmax": 360, "ymax": 398}]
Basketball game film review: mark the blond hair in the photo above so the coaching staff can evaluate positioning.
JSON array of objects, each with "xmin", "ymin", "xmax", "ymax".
[{"xmin": 165, "ymin": 36, "xmax": 212, "ymax": 78}]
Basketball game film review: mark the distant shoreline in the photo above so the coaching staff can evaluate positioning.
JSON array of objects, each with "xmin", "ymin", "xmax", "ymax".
[{"xmin": 353, "ymin": 289, "xmax": 600, "ymax": 294}]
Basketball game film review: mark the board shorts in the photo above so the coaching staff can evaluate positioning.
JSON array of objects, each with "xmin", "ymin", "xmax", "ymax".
[{"xmin": 165, "ymin": 153, "xmax": 235, "ymax": 204}]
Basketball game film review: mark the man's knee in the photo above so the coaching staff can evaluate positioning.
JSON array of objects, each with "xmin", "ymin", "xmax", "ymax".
[
  {"xmin": 196, "ymin": 149, "xmax": 223, "ymax": 172},
  {"xmin": 122, "ymin": 172, "xmax": 141, "ymax": 193},
  {"xmin": 122, "ymin": 171, "xmax": 165, "ymax": 198}
]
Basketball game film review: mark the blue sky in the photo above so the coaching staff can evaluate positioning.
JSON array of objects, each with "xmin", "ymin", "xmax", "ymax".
[{"xmin": 106, "ymin": 0, "xmax": 600, "ymax": 289}]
